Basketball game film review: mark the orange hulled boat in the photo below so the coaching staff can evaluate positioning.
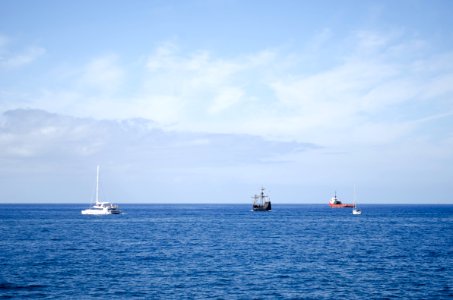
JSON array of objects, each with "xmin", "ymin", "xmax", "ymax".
[{"xmin": 329, "ymin": 191, "xmax": 354, "ymax": 208}]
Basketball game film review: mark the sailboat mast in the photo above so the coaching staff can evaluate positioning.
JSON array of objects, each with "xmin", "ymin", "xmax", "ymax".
[{"xmin": 96, "ymin": 165, "xmax": 100, "ymax": 203}]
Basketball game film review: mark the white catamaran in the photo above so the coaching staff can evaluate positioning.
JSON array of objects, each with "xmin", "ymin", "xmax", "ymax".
[{"xmin": 81, "ymin": 166, "xmax": 121, "ymax": 215}]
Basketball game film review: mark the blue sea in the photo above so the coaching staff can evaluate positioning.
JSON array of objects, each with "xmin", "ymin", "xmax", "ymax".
[{"xmin": 0, "ymin": 204, "xmax": 452, "ymax": 299}]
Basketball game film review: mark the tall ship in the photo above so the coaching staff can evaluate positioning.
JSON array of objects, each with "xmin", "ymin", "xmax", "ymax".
[
  {"xmin": 252, "ymin": 187, "xmax": 272, "ymax": 211},
  {"xmin": 328, "ymin": 191, "xmax": 354, "ymax": 208},
  {"xmin": 81, "ymin": 166, "xmax": 122, "ymax": 215}
]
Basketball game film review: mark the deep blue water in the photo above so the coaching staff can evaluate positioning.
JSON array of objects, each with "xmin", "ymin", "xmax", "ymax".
[{"xmin": 0, "ymin": 204, "xmax": 452, "ymax": 299}]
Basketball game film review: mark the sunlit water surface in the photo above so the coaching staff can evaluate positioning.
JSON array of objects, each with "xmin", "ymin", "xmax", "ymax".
[{"xmin": 1, "ymin": 204, "xmax": 452, "ymax": 299}]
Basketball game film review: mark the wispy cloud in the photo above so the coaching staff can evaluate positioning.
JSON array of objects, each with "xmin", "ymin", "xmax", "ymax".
[
  {"xmin": 208, "ymin": 86, "xmax": 244, "ymax": 114},
  {"xmin": 2, "ymin": 31, "xmax": 452, "ymax": 149},
  {"xmin": 0, "ymin": 109, "xmax": 314, "ymax": 168},
  {"xmin": 78, "ymin": 54, "xmax": 124, "ymax": 94},
  {"xmin": 0, "ymin": 35, "xmax": 45, "ymax": 69},
  {"xmin": 146, "ymin": 44, "xmax": 247, "ymax": 118},
  {"xmin": 264, "ymin": 30, "xmax": 453, "ymax": 145},
  {"xmin": 0, "ymin": 46, "xmax": 45, "ymax": 69}
]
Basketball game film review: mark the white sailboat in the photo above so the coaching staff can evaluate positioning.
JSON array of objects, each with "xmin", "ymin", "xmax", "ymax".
[
  {"xmin": 81, "ymin": 166, "xmax": 121, "ymax": 215},
  {"xmin": 352, "ymin": 206, "xmax": 362, "ymax": 215},
  {"xmin": 352, "ymin": 185, "xmax": 362, "ymax": 215}
]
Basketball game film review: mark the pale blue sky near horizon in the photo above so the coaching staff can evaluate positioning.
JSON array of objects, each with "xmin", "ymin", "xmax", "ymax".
[{"xmin": 1, "ymin": 0, "xmax": 452, "ymax": 203}]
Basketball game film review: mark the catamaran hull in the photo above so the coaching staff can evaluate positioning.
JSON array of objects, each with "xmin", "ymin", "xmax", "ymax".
[{"xmin": 81, "ymin": 209, "xmax": 121, "ymax": 215}]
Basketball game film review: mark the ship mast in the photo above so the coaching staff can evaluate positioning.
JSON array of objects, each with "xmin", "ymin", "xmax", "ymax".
[
  {"xmin": 96, "ymin": 165, "xmax": 100, "ymax": 204},
  {"xmin": 261, "ymin": 187, "xmax": 265, "ymax": 205}
]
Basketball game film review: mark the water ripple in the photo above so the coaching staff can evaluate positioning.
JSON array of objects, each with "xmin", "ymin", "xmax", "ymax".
[{"xmin": 0, "ymin": 204, "xmax": 451, "ymax": 299}]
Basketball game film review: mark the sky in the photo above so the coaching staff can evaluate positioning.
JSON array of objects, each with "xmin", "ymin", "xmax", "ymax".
[{"xmin": 1, "ymin": 0, "xmax": 452, "ymax": 203}]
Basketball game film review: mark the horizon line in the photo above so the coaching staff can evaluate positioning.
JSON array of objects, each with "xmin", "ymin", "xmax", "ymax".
[{"xmin": 0, "ymin": 202, "xmax": 452, "ymax": 205}]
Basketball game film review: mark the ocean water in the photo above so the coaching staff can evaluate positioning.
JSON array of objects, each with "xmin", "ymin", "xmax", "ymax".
[{"xmin": 0, "ymin": 204, "xmax": 452, "ymax": 299}]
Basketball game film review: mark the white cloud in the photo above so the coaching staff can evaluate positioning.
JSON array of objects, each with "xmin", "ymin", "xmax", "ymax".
[
  {"xmin": 145, "ymin": 33, "xmax": 444, "ymax": 148},
  {"xmin": 355, "ymin": 30, "xmax": 394, "ymax": 51},
  {"xmin": 0, "ymin": 46, "xmax": 45, "ymax": 69},
  {"xmin": 0, "ymin": 108, "xmax": 312, "ymax": 164},
  {"xmin": 78, "ymin": 54, "xmax": 124, "ymax": 94},
  {"xmin": 2, "ymin": 32, "xmax": 453, "ymax": 151},
  {"xmin": 139, "ymin": 43, "xmax": 259, "ymax": 125},
  {"xmin": 0, "ymin": 35, "xmax": 45, "ymax": 69},
  {"xmin": 208, "ymin": 86, "xmax": 244, "ymax": 114},
  {"xmin": 263, "ymin": 32, "xmax": 453, "ymax": 145}
]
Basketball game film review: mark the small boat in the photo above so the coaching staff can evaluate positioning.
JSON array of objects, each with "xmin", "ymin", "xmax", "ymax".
[
  {"xmin": 352, "ymin": 186, "xmax": 362, "ymax": 215},
  {"xmin": 328, "ymin": 191, "xmax": 354, "ymax": 208},
  {"xmin": 252, "ymin": 187, "xmax": 272, "ymax": 211},
  {"xmin": 352, "ymin": 206, "xmax": 362, "ymax": 215},
  {"xmin": 81, "ymin": 166, "xmax": 121, "ymax": 215}
]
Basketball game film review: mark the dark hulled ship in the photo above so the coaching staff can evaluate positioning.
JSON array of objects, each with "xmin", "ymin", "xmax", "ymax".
[{"xmin": 252, "ymin": 187, "xmax": 272, "ymax": 211}]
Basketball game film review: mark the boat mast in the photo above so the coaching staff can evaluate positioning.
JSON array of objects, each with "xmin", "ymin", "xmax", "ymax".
[
  {"xmin": 261, "ymin": 187, "xmax": 265, "ymax": 205},
  {"xmin": 96, "ymin": 165, "xmax": 100, "ymax": 204}
]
